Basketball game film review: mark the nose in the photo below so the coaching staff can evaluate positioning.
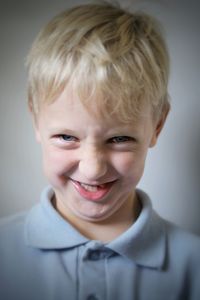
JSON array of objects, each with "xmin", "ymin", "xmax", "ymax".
[{"xmin": 79, "ymin": 145, "xmax": 107, "ymax": 181}]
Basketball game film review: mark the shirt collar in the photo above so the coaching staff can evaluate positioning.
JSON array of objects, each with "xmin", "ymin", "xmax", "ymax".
[
  {"xmin": 25, "ymin": 187, "xmax": 166, "ymax": 269},
  {"xmin": 107, "ymin": 190, "xmax": 166, "ymax": 269},
  {"xmin": 25, "ymin": 186, "xmax": 89, "ymax": 249}
]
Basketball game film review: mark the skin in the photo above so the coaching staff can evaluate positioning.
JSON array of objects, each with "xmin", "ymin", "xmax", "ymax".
[{"xmin": 33, "ymin": 87, "xmax": 168, "ymax": 242}]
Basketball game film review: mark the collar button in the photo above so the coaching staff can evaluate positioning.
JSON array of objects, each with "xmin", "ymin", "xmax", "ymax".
[
  {"xmin": 88, "ymin": 249, "xmax": 114, "ymax": 260},
  {"xmin": 88, "ymin": 250, "xmax": 101, "ymax": 260},
  {"xmin": 87, "ymin": 294, "xmax": 99, "ymax": 300}
]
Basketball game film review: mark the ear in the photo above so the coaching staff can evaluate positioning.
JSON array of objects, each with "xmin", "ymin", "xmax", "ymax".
[
  {"xmin": 149, "ymin": 104, "xmax": 170, "ymax": 147},
  {"xmin": 28, "ymin": 101, "xmax": 41, "ymax": 143}
]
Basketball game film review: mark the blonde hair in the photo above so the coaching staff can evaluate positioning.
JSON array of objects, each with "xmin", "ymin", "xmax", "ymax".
[{"xmin": 26, "ymin": 1, "xmax": 170, "ymax": 122}]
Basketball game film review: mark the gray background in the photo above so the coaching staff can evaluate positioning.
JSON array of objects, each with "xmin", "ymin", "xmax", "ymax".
[{"xmin": 0, "ymin": 0, "xmax": 200, "ymax": 235}]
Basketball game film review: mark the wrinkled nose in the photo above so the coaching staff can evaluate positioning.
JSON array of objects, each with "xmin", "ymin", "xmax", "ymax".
[{"xmin": 79, "ymin": 146, "xmax": 107, "ymax": 181}]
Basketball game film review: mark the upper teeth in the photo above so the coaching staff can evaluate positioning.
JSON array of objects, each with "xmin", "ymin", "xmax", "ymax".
[{"xmin": 80, "ymin": 183, "xmax": 99, "ymax": 192}]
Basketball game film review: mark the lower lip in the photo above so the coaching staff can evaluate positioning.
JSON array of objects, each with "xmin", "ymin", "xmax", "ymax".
[{"xmin": 71, "ymin": 180, "xmax": 115, "ymax": 201}]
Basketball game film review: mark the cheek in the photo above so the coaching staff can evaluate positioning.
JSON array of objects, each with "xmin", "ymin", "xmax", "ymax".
[
  {"xmin": 113, "ymin": 150, "xmax": 147, "ymax": 182},
  {"xmin": 41, "ymin": 147, "xmax": 76, "ymax": 179}
]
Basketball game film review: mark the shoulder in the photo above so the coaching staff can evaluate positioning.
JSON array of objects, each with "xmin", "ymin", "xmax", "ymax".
[
  {"xmin": 0, "ymin": 212, "xmax": 27, "ymax": 240},
  {"xmin": 0, "ymin": 211, "xmax": 31, "ymax": 276},
  {"xmin": 161, "ymin": 219, "xmax": 200, "ymax": 298},
  {"xmin": 137, "ymin": 189, "xmax": 200, "ymax": 260},
  {"xmin": 163, "ymin": 218, "xmax": 200, "ymax": 254},
  {"xmin": 163, "ymin": 220, "xmax": 200, "ymax": 263},
  {"xmin": 0, "ymin": 187, "xmax": 50, "ymax": 250},
  {"xmin": 159, "ymin": 216, "xmax": 200, "ymax": 275},
  {"xmin": 0, "ymin": 212, "xmax": 29, "ymax": 257}
]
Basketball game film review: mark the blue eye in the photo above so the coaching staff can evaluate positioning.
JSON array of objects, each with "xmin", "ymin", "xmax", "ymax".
[
  {"xmin": 59, "ymin": 135, "xmax": 77, "ymax": 142},
  {"xmin": 110, "ymin": 136, "xmax": 133, "ymax": 143}
]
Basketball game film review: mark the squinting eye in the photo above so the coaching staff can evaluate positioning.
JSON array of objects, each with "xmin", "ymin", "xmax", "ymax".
[
  {"xmin": 109, "ymin": 136, "xmax": 134, "ymax": 143},
  {"xmin": 59, "ymin": 135, "xmax": 77, "ymax": 142}
]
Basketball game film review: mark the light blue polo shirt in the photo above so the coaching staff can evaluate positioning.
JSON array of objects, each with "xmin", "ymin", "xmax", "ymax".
[{"xmin": 0, "ymin": 186, "xmax": 200, "ymax": 300}]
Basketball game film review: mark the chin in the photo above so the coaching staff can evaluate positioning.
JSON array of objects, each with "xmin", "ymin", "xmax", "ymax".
[{"xmin": 71, "ymin": 204, "xmax": 120, "ymax": 223}]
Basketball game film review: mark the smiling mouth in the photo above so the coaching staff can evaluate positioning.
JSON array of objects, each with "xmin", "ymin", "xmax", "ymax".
[
  {"xmin": 79, "ymin": 182, "xmax": 108, "ymax": 191},
  {"xmin": 71, "ymin": 179, "xmax": 116, "ymax": 201}
]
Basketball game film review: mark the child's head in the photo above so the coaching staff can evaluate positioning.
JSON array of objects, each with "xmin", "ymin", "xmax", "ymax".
[
  {"xmin": 26, "ymin": 1, "xmax": 170, "ymax": 124},
  {"xmin": 26, "ymin": 2, "xmax": 170, "ymax": 232}
]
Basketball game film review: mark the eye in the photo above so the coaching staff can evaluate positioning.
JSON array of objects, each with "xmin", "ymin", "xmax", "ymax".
[
  {"xmin": 109, "ymin": 136, "xmax": 135, "ymax": 143},
  {"xmin": 51, "ymin": 133, "xmax": 79, "ymax": 148},
  {"xmin": 58, "ymin": 134, "xmax": 77, "ymax": 142}
]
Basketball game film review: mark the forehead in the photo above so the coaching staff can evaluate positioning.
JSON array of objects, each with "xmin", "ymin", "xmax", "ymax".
[{"xmin": 38, "ymin": 84, "xmax": 153, "ymax": 128}]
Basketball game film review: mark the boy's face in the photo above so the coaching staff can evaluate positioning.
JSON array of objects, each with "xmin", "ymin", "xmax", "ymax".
[{"xmin": 34, "ymin": 87, "xmax": 165, "ymax": 225}]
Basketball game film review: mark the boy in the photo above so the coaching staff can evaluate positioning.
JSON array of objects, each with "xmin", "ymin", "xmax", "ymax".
[{"xmin": 0, "ymin": 2, "xmax": 200, "ymax": 300}]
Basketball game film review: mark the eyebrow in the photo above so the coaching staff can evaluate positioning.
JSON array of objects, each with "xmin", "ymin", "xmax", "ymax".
[{"xmin": 47, "ymin": 127, "xmax": 78, "ymax": 136}]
